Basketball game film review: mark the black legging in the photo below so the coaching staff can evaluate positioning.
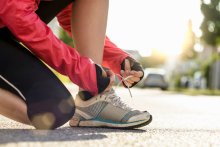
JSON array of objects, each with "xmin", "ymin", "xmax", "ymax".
[{"xmin": 0, "ymin": 0, "xmax": 75, "ymax": 129}]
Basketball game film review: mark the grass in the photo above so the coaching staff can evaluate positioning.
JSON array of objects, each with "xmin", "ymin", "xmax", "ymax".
[{"xmin": 169, "ymin": 88, "xmax": 220, "ymax": 96}]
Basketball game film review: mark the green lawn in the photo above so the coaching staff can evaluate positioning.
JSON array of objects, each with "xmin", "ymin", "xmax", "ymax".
[{"xmin": 169, "ymin": 88, "xmax": 220, "ymax": 96}]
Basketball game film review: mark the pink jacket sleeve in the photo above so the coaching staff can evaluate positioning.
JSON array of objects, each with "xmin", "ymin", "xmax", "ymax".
[
  {"xmin": 0, "ymin": 0, "xmax": 98, "ymax": 95},
  {"xmin": 57, "ymin": 4, "xmax": 129, "ymax": 74}
]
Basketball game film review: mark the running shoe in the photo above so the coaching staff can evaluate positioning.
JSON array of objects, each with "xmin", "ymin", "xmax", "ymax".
[{"xmin": 69, "ymin": 89, "xmax": 152, "ymax": 129}]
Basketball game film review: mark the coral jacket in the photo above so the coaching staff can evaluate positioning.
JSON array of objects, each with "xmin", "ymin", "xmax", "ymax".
[{"xmin": 0, "ymin": 0, "xmax": 128, "ymax": 95}]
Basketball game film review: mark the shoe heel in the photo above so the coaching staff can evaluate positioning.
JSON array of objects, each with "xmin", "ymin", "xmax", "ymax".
[{"xmin": 69, "ymin": 116, "xmax": 80, "ymax": 127}]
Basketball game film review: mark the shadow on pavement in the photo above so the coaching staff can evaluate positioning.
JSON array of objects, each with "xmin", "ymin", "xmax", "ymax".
[
  {"xmin": 0, "ymin": 127, "xmax": 106, "ymax": 144},
  {"xmin": 65, "ymin": 126, "xmax": 147, "ymax": 133},
  {"xmin": 0, "ymin": 127, "xmax": 146, "ymax": 144}
]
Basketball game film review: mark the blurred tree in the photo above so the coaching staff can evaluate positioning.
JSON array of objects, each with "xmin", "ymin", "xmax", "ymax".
[
  {"xmin": 59, "ymin": 28, "xmax": 75, "ymax": 47},
  {"xmin": 201, "ymin": 52, "xmax": 220, "ymax": 88},
  {"xmin": 200, "ymin": 0, "xmax": 220, "ymax": 48},
  {"xmin": 181, "ymin": 20, "xmax": 197, "ymax": 59},
  {"xmin": 200, "ymin": 0, "xmax": 220, "ymax": 89}
]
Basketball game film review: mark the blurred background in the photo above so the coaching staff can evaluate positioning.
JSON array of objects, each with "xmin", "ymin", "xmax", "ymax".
[{"xmin": 49, "ymin": 0, "xmax": 220, "ymax": 95}]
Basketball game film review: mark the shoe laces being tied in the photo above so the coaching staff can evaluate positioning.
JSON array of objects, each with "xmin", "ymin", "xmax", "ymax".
[
  {"xmin": 102, "ymin": 74, "xmax": 134, "ymax": 111},
  {"xmin": 116, "ymin": 74, "xmax": 133, "ymax": 98}
]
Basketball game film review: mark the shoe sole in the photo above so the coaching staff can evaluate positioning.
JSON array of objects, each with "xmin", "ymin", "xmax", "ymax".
[{"xmin": 69, "ymin": 115, "xmax": 152, "ymax": 129}]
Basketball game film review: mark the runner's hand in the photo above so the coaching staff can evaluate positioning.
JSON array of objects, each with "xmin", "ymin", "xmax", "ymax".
[
  {"xmin": 102, "ymin": 68, "xmax": 115, "ymax": 92},
  {"xmin": 120, "ymin": 59, "xmax": 144, "ymax": 87}
]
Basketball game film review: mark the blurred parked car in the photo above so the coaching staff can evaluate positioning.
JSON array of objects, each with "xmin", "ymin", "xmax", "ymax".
[{"xmin": 137, "ymin": 68, "xmax": 169, "ymax": 90}]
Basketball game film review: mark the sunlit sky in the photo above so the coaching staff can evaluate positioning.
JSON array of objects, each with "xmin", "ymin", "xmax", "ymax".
[{"xmin": 107, "ymin": 0, "xmax": 203, "ymax": 57}]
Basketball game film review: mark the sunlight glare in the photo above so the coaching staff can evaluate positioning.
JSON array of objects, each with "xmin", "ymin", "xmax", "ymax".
[{"xmin": 107, "ymin": 0, "xmax": 202, "ymax": 57}]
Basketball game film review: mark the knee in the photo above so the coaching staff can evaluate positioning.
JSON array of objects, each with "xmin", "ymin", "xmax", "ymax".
[{"xmin": 27, "ymin": 96, "xmax": 75, "ymax": 130}]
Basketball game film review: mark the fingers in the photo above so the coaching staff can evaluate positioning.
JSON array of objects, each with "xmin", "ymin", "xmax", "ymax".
[
  {"xmin": 101, "ymin": 68, "xmax": 107, "ymax": 77},
  {"xmin": 124, "ymin": 59, "xmax": 131, "ymax": 75},
  {"xmin": 121, "ymin": 70, "xmax": 143, "ymax": 80},
  {"xmin": 121, "ymin": 70, "xmax": 134, "ymax": 83},
  {"xmin": 103, "ymin": 70, "xmax": 115, "ymax": 92},
  {"xmin": 121, "ymin": 57, "xmax": 144, "ymax": 88},
  {"xmin": 123, "ymin": 81, "xmax": 132, "ymax": 88},
  {"xmin": 120, "ymin": 70, "xmax": 143, "ymax": 87},
  {"xmin": 123, "ymin": 59, "xmax": 143, "ymax": 77},
  {"xmin": 130, "ymin": 71, "xmax": 144, "ymax": 78},
  {"xmin": 120, "ymin": 71, "xmax": 136, "ymax": 87},
  {"xmin": 126, "ymin": 70, "xmax": 143, "ymax": 77},
  {"xmin": 129, "ymin": 76, "xmax": 140, "ymax": 82}
]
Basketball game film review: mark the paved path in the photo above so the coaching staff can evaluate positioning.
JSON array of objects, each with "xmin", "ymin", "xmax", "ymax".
[{"xmin": 1, "ymin": 84, "xmax": 220, "ymax": 147}]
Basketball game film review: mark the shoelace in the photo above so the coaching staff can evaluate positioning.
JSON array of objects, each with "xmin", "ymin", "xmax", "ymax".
[
  {"xmin": 115, "ymin": 74, "xmax": 133, "ymax": 98},
  {"xmin": 101, "ymin": 74, "xmax": 134, "ymax": 110},
  {"xmin": 106, "ymin": 89, "xmax": 132, "ymax": 110}
]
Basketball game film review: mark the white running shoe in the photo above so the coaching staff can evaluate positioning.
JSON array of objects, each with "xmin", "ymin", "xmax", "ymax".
[{"xmin": 69, "ymin": 89, "xmax": 152, "ymax": 129}]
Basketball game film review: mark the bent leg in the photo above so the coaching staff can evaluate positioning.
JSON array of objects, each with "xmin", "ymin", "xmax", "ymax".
[
  {"xmin": 0, "ymin": 0, "xmax": 76, "ymax": 129},
  {"xmin": 70, "ymin": 0, "xmax": 110, "ymax": 94},
  {"xmin": 71, "ymin": 0, "xmax": 109, "ymax": 64},
  {"xmin": 0, "ymin": 28, "xmax": 75, "ymax": 129},
  {"xmin": 0, "ymin": 87, "xmax": 30, "ymax": 125}
]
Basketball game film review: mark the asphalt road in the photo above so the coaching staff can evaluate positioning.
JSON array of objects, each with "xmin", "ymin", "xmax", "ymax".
[{"xmin": 1, "ymin": 85, "xmax": 220, "ymax": 147}]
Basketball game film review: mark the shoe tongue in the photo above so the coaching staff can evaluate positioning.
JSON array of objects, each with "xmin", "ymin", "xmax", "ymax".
[
  {"xmin": 78, "ymin": 91, "xmax": 93, "ymax": 101},
  {"xmin": 105, "ymin": 89, "xmax": 117, "ymax": 98},
  {"xmin": 106, "ymin": 89, "xmax": 119, "ymax": 100}
]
